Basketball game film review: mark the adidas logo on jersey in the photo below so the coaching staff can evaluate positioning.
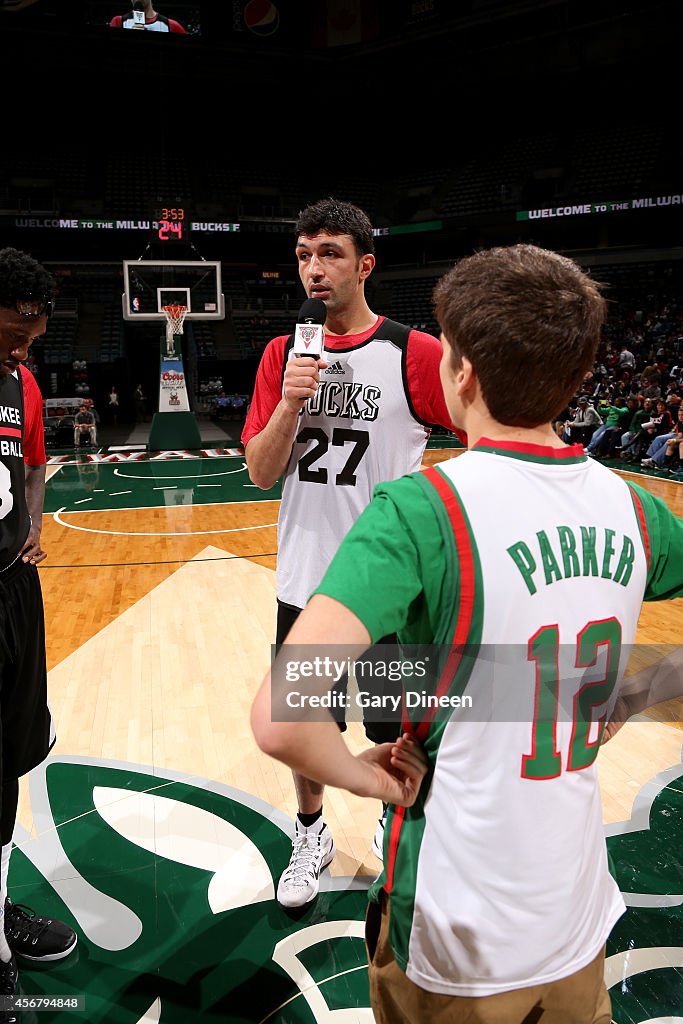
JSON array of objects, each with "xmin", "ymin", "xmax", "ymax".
[{"xmin": 325, "ymin": 361, "xmax": 346, "ymax": 375}]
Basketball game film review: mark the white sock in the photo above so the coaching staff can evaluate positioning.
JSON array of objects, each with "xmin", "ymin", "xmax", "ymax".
[{"xmin": 0, "ymin": 844, "xmax": 12, "ymax": 961}]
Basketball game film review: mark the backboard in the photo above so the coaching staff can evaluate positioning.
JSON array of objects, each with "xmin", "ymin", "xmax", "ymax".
[{"xmin": 122, "ymin": 260, "xmax": 224, "ymax": 322}]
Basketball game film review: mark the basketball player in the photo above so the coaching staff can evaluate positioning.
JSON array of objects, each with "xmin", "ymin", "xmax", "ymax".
[
  {"xmin": 109, "ymin": 0, "xmax": 187, "ymax": 32},
  {"xmin": 242, "ymin": 198, "xmax": 459, "ymax": 908},
  {"xmin": 252, "ymin": 244, "xmax": 683, "ymax": 1022},
  {"xmin": 0, "ymin": 249, "xmax": 78, "ymax": 1023}
]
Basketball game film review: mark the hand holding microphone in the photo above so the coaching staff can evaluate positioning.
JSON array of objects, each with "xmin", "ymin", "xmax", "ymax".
[{"xmin": 283, "ymin": 298, "xmax": 328, "ymax": 410}]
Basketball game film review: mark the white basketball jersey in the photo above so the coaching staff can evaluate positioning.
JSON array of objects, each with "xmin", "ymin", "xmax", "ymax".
[
  {"xmin": 277, "ymin": 325, "xmax": 431, "ymax": 609},
  {"xmin": 319, "ymin": 437, "xmax": 683, "ymax": 994},
  {"xmin": 389, "ymin": 448, "xmax": 647, "ymax": 995}
]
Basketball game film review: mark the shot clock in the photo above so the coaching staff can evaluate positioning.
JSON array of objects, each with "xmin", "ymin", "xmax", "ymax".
[{"xmin": 152, "ymin": 205, "xmax": 189, "ymax": 244}]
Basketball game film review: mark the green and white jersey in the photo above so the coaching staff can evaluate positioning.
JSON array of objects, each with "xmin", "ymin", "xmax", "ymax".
[{"xmin": 316, "ymin": 438, "xmax": 683, "ymax": 997}]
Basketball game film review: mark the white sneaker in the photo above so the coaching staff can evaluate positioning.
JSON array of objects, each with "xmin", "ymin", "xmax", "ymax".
[
  {"xmin": 277, "ymin": 819, "xmax": 336, "ymax": 908},
  {"xmin": 372, "ymin": 809, "xmax": 387, "ymax": 861}
]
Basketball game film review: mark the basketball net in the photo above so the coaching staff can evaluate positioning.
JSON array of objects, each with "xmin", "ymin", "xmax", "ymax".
[{"xmin": 162, "ymin": 304, "xmax": 188, "ymax": 349}]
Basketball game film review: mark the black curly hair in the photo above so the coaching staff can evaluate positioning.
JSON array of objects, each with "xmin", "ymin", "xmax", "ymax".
[
  {"xmin": 295, "ymin": 198, "xmax": 375, "ymax": 259},
  {"xmin": 0, "ymin": 247, "xmax": 55, "ymax": 311}
]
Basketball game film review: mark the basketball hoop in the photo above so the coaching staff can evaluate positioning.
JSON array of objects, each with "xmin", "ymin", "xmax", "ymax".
[{"xmin": 162, "ymin": 304, "xmax": 188, "ymax": 336}]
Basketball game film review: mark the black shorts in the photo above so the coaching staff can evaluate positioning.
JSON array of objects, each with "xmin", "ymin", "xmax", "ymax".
[
  {"xmin": 0, "ymin": 559, "xmax": 54, "ymax": 788},
  {"xmin": 276, "ymin": 599, "xmax": 401, "ymax": 745}
]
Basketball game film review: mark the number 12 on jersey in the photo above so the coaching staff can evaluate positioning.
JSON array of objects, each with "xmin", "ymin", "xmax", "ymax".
[{"xmin": 522, "ymin": 618, "xmax": 622, "ymax": 780}]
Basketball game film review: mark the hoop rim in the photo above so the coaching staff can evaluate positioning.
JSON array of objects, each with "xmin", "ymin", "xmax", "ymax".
[{"xmin": 162, "ymin": 303, "xmax": 188, "ymax": 335}]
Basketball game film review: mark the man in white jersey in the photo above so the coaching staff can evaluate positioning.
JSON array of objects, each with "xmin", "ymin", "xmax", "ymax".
[
  {"xmin": 242, "ymin": 198, "xmax": 458, "ymax": 908},
  {"xmin": 252, "ymin": 243, "xmax": 683, "ymax": 1022}
]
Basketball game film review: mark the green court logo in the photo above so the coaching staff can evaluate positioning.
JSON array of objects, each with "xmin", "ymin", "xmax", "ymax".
[{"xmin": 10, "ymin": 756, "xmax": 682, "ymax": 1022}]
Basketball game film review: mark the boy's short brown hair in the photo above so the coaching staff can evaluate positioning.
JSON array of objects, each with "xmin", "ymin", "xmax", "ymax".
[{"xmin": 433, "ymin": 244, "xmax": 606, "ymax": 427}]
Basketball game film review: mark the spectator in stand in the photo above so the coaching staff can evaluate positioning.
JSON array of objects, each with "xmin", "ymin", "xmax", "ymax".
[
  {"xmin": 664, "ymin": 439, "xmax": 683, "ymax": 477},
  {"xmin": 598, "ymin": 393, "xmax": 634, "ymax": 458},
  {"xmin": 592, "ymin": 395, "xmax": 633, "ymax": 458},
  {"xmin": 585, "ymin": 397, "xmax": 628, "ymax": 456},
  {"xmin": 591, "ymin": 362, "xmax": 607, "ymax": 389},
  {"xmin": 648, "ymin": 397, "xmax": 673, "ymax": 437},
  {"xmin": 563, "ymin": 394, "xmax": 602, "ymax": 446},
  {"xmin": 212, "ymin": 391, "xmax": 230, "ymax": 419},
  {"xmin": 641, "ymin": 380, "xmax": 662, "ymax": 403},
  {"xmin": 640, "ymin": 359, "xmax": 662, "ymax": 402},
  {"xmin": 229, "ymin": 394, "xmax": 246, "ymax": 420},
  {"xmin": 610, "ymin": 376, "xmax": 631, "ymax": 402},
  {"xmin": 554, "ymin": 398, "xmax": 573, "ymax": 437},
  {"xmin": 665, "ymin": 381, "xmax": 681, "ymax": 414},
  {"xmin": 604, "ymin": 345, "xmax": 620, "ymax": 375},
  {"xmin": 617, "ymin": 341, "xmax": 636, "ymax": 377},
  {"xmin": 628, "ymin": 327, "xmax": 646, "ymax": 358},
  {"xmin": 641, "ymin": 406, "xmax": 683, "ymax": 470},
  {"xmin": 620, "ymin": 396, "xmax": 649, "ymax": 460},
  {"xmin": 627, "ymin": 397, "xmax": 673, "ymax": 464},
  {"xmin": 655, "ymin": 347, "xmax": 670, "ymax": 378}
]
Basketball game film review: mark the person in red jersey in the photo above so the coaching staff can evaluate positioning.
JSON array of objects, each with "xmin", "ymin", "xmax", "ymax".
[
  {"xmin": 0, "ymin": 248, "xmax": 77, "ymax": 1024},
  {"xmin": 109, "ymin": 0, "xmax": 186, "ymax": 32},
  {"xmin": 242, "ymin": 198, "xmax": 462, "ymax": 909}
]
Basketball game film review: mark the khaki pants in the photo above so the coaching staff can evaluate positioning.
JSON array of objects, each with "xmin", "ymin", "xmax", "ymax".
[
  {"xmin": 74, "ymin": 423, "xmax": 97, "ymax": 446},
  {"xmin": 365, "ymin": 894, "xmax": 612, "ymax": 1024}
]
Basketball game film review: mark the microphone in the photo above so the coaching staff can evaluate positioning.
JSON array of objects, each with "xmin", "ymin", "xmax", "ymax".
[
  {"xmin": 293, "ymin": 298, "xmax": 326, "ymax": 358},
  {"xmin": 132, "ymin": 1, "xmax": 146, "ymax": 27}
]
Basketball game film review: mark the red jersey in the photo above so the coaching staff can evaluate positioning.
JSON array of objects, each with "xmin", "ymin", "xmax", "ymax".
[
  {"xmin": 109, "ymin": 13, "xmax": 186, "ymax": 32},
  {"xmin": 19, "ymin": 365, "xmax": 46, "ymax": 467},
  {"xmin": 243, "ymin": 317, "xmax": 465, "ymax": 608},
  {"xmin": 242, "ymin": 318, "xmax": 458, "ymax": 446}
]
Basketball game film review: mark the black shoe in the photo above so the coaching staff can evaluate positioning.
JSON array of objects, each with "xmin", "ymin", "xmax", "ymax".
[
  {"xmin": 4, "ymin": 899, "xmax": 77, "ymax": 963},
  {"xmin": 0, "ymin": 955, "xmax": 18, "ymax": 1023}
]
